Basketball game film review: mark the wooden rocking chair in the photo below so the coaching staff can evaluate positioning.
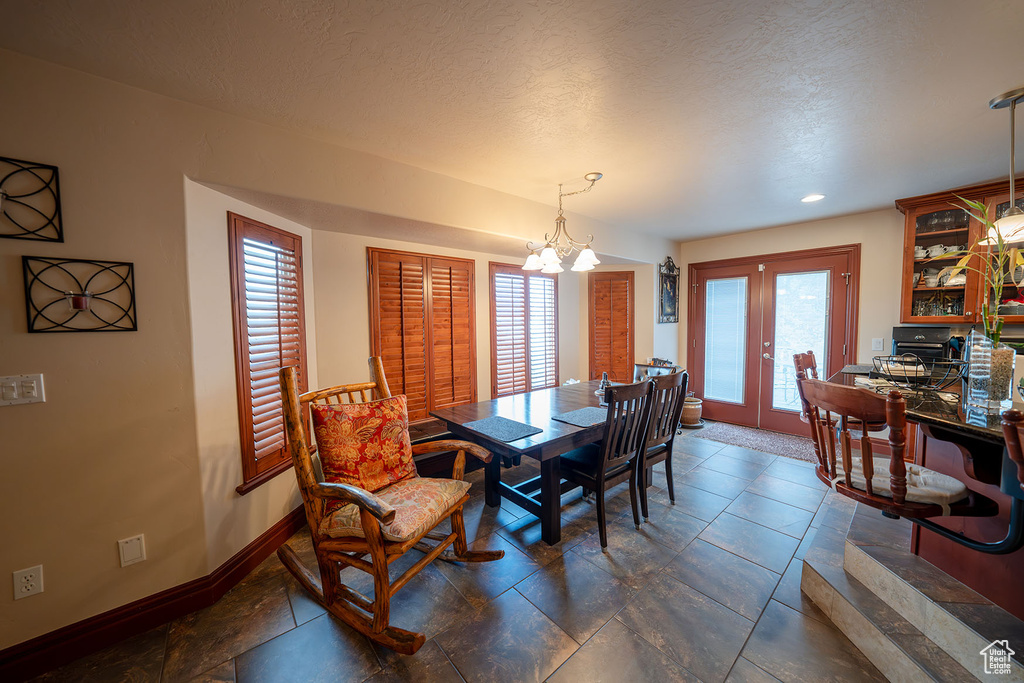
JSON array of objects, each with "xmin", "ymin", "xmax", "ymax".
[{"xmin": 276, "ymin": 360, "xmax": 503, "ymax": 655}]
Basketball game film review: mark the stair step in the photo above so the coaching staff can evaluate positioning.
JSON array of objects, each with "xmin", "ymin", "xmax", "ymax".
[
  {"xmin": 802, "ymin": 521, "xmax": 972, "ymax": 682},
  {"xmin": 843, "ymin": 505, "xmax": 1024, "ymax": 680}
]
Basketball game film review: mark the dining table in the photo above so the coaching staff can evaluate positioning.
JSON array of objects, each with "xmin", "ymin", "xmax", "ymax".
[{"xmin": 430, "ymin": 380, "xmax": 611, "ymax": 545}]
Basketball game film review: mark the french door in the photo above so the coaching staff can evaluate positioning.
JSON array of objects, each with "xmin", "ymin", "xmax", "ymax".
[{"xmin": 688, "ymin": 246, "xmax": 859, "ymax": 435}]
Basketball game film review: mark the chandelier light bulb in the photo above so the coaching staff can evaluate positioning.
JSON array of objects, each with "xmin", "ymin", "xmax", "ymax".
[
  {"xmin": 523, "ymin": 251, "xmax": 543, "ymax": 270},
  {"xmin": 541, "ymin": 262, "xmax": 564, "ymax": 273},
  {"xmin": 571, "ymin": 259, "xmax": 595, "ymax": 272},
  {"xmin": 576, "ymin": 247, "xmax": 600, "ymax": 266},
  {"xmin": 994, "ymin": 208, "xmax": 1024, "ymax": 244},
  {"xmin": 540, "ymin": 247, "xmax": 561, "ymax": 265}
]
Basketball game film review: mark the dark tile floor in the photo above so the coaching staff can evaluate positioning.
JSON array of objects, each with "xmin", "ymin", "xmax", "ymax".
[{"xmin": 35, "ymin": 432, "xmax": 883, "ymax": 682}]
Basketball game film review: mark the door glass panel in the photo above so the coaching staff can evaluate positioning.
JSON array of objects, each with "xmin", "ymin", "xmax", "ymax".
[
  {"xmin": 772, "ymin": 271, "xmax": 830, "ymax": 411},
  {"xmin": 704, "ymin": 277, "xmax": 747, "ymax": 403}
]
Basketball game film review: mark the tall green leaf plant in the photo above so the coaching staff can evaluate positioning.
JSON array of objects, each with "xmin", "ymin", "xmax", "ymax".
[{"xmin": 937, "ymin": 197, "xmax": 1024, "ymax": 344}]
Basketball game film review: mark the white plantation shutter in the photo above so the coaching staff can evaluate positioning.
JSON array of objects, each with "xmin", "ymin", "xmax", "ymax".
[
  {"xmin": 490, "ymin": 263, "xmax": 558, "ymax": 397},
  {"xmin": 228, "ymin": 213, "xmax": 307, "ymax": 491}
]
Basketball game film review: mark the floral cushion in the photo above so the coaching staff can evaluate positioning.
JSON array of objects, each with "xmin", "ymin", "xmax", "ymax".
[
  {"xmin": 319, "ymin": 477, "xmax": 472, "ymax": 542},
  {"xmin": 310, "ymin": 396, "xmax": 416, "ymax": 510}
]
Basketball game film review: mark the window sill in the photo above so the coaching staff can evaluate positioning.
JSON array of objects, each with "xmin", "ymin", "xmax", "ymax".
[{"xmin": 236, "ymin": 459, "xmax": 293, "ymax": 495}]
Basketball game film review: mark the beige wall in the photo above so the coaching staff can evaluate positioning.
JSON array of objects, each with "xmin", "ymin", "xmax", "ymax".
[
  {"xmin": 677, "ymin": 209, "xmax": 906, "ymax": 369},
  {"xmin": 0, "ymin": 49, "xmax": 676, "ymax": 648},
  {"xmin": 184, "ymin": 181, "xmax": 315, "ymax": 572}
]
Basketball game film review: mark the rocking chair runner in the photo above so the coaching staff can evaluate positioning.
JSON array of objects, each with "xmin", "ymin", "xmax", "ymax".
[{"xmin": 275, "ymin": 361, "xmax": 503, "ymax": 655}]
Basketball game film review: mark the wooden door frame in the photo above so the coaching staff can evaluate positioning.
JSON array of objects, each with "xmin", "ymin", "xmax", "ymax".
[
  {"xmin": 588, "ymin": 271, "xmax": 635, "ymax": 381},
  {"xmin": 688, "ymin": 262, "xmax": 762, "ymax": 426},
  {"xmin": 687, "ymin": 244, "xmax": 860, "ymax": 429}
]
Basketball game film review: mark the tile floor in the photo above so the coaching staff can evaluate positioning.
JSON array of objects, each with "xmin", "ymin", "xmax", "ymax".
[{"xmin": 35, "ymin": 432, "xmax": 885, "ymax": 682}]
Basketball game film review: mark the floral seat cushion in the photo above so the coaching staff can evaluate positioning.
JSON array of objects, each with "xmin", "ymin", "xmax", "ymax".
[
  {"xmin": 310, "ymin": 395, "xmax": 417, "ymax": 512},
  {"xmin": 319, "ymin": 477, "xmax": 472, "ymax": 542}
]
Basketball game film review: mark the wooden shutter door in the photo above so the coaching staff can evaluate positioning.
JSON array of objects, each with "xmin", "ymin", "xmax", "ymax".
[
  {"xmin": 430, "ymin": 257, "xmax": 476, "ymax": 408},
  {"xmin": 589, "ymin": 271, "xmax": 634, "ymax": 382},
  {"xmin": 491, "ymin": 265, "xmax": 528, "ymax": 397},
  {"xmin": 370, "ymin": 250, "xmax": 430, "ymax": 420}
]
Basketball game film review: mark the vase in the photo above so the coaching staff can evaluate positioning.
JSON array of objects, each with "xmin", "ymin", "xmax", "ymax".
[{"xmin": 966, "ymin": 330, "xmax": 1015, "ymax": 411}]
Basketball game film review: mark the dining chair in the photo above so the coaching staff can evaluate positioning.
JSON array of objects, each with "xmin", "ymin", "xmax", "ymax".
[
  {"xmin": 633, "ymin": 362, "xmax": 682, "ymax": 382},
  {"xmin": 795, "ymin": 372, "xmax": 996, "ymax": 520},
  {"xmin": 275, "ymin": 361, "xmax": 503, "ymax": 655},
  {"xmin": 560, "ymin": 380, "xmax": 655, "ymax": 548},
  {"xmin": 637, "ymin": 370, "xmax": 688, "ymax": 520}
]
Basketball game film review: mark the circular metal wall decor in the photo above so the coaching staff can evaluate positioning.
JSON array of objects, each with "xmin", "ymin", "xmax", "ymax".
[
  {"xmin": 1, "ymin": 155, "xmax": 64, "ymax": 242},
  {"xmin": 22, "ymin": 256, "xmax": 137, "ymax": 332}
]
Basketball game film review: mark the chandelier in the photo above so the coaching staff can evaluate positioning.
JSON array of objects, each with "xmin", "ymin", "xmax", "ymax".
[{"xmin": 523, "ymin": 172, "xmax": 603, "ymax": 273}]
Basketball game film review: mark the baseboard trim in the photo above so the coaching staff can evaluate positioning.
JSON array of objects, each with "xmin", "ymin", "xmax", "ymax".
[{"xmin": 0, "ymin": 505, "xmax": 306, "ymax": 682}]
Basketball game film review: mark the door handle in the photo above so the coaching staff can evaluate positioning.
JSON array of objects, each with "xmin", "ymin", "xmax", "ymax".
[{"xmin": 763, "ymin": 352, "xmax": 775, "ymax": 361}]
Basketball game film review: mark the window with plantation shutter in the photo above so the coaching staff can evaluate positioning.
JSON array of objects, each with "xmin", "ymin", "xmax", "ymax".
[
  {"xmin": 489, "ymin": 263, "xmax": 559, "ymax": 397},
  {"xmin": 368, "ymin": 248, "xmax": 476, "ymax": 421},
  {"xmin": 228, "ymin": 212, "xmax": 308, "ymax": 493},
  {"xmin": 589, "ymin": 271, "xmax": 634, "ymax": 383}
]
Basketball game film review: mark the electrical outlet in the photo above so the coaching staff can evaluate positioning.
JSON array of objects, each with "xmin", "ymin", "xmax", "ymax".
[
  {"xmin": 871, "ymin": 338, "xmax": 884, "ymax": 351},
  {"xmin": 118, "ymin": 535, "xmax": 146, "ymax": 567},
  {"xmin": 13, "ymin": 565, "xmax": 43, "ymax": 600}
]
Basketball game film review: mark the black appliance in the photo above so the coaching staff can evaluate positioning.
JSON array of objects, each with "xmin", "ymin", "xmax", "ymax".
[{"xmin": 891, "ymin": 326, "xmax": 962, "ymax": 360}]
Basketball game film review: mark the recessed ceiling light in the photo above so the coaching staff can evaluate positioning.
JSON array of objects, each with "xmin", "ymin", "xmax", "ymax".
[{"xmin": 801, "ymin": 193, "xmax": 825, "ymax": 203}]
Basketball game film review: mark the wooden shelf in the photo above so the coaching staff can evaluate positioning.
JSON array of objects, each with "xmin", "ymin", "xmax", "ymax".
[
  {"xmin": 914, "ymin": 255, "xmax": 964, "ymax": 263},
  {"xmin": 914, "ymin": 227, "xmax": 970, "ymax": 238},
  {"xmin": 913, "ymin": 286, "xmax": 965, "ymax": 292}
]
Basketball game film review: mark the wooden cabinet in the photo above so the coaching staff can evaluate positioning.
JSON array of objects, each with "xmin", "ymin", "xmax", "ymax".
[{"xmin": 897, "ymin": 178, "xmax": 1024, "ymax": 324}]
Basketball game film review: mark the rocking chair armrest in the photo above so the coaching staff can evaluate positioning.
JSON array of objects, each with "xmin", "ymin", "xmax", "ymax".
[
  {"xmin": 310, "ymin": 482, "xmax": 396, "ymax": 524},
  {"xmin": 411, "ymin": 439, "xmax": 493, "ymax": 463}
]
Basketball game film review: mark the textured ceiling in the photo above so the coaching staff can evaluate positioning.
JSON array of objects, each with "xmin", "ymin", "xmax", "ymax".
[{"xmin": 2, "ymin": 0, "xmax": 1023, "ymax": 240}]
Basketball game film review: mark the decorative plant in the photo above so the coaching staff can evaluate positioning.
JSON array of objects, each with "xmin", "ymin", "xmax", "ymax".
[{"xmin": 937, "ymin": 197, "xmax": 1024, "ymax": 344}]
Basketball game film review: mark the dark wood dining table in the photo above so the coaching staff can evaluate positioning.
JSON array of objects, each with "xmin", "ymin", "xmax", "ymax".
[{"xmin": 430, "ymin": 380, "xmax": 609, "ymax": 544}]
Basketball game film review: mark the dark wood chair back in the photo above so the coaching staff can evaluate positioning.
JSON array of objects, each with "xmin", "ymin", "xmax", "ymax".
[
  {"xmin": 633, "ymin": 363, "xmax": 682, "ymax": 382},
  {"xmin": 645, "ymin": 371, "xmax": 688, "ymax": 452},
  {"xmin": 599, "ymin": 380, "xmax": 655, "ymax": 476}
]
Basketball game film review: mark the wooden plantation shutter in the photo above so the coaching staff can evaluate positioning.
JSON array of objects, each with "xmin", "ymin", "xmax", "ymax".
[
  {"xmin": 490, "ymin": 263, "xmax": 558, "ymax": 397},
  {"xmin": 368, "ymin": 248, "xmax": 476, "ymax": 420},
  {"xmin": 430, "ymin": 258, "xmax": 475, "ymax": 409},
  {"xmin": 589, "ymin": 271, "xmax": 634, "ymax": 382},
  {"xmin": 228, "ymin": 212, "xmax": 307, "ymax": 493},
  {"xmin": 370, "ymin": 250, "xmax": 429, "ymax": 419}
]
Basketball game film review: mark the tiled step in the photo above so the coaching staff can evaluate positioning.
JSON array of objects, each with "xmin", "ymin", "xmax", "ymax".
[
  {"xmin": 802, "ymin": 521, "xmax": 972, "ymax": 682},
  {"xmin": 842, "ymin": 506, "xmax": 1024, "ymax": 681}
]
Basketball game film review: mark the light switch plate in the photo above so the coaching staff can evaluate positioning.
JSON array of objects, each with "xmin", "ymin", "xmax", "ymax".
[
  {"xmin": 871, "ymin": 338, "xmax": 884, "ymax": 351},
  {"xmin": 0, "ymin": 374, "xmax": 45, "ymax": 406},
  {"xmin": 118, "ymin": 535, "xmax": 146, "ymax": 567}
]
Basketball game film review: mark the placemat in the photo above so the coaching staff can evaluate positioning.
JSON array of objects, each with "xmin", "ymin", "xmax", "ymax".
[
  {"xmin": 551, "ymin": 406, "xmax": 608, "ymax": 428},
  {"xmin": 463, "ymin": 416, "xmax": 543, "ymax": 442}
]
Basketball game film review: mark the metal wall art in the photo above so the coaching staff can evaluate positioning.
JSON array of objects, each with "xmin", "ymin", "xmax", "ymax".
[
  {"xmin": 659, "ymin": 256, "xmax": 680, "ymax": 323},
  {"xmin": 23, "ymin": 256, "xmax": 137, "ymax": 332},
  {"xmin": 1, "ymin": 156, "xmax": 63, "ymax": 242}
]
